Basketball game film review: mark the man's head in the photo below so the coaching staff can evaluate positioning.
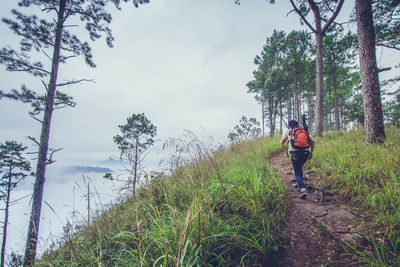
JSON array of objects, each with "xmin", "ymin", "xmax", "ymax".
[{"xmin": 288, "ymin": 120, "xmax": 299, "ymax": 129}]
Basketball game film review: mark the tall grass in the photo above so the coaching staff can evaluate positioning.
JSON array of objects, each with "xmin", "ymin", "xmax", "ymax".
[
  {"xmin": 309, "ymin": 127, "xmax": 400, "ymax": 266},
  {"xmin": 39, "ymin": 135, "xmax": 286, "ymax": 266}
]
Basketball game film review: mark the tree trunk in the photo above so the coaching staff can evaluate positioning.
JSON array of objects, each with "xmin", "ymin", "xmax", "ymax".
[
  {"xmin": 294, "ymin": 69, "xmax": 300, "ymax": 122},
  {"xmin": 333, "ymin": 64, "xmax": 340, "ymax": 131},
  {"xmin": 262, "ymin": 101, "xmax": 265, "ymax": 137},
  {"xmin": 272, "ymin": 97, "xmax": 279, "ymax": 135},
  {"xmin": 308, "ymin": 95, "xmax": 313, "ymax": 133},
  {"xmin": 133, "ymin": 135, "xmax": 139, "ymax": 195},
  {"xmin": 356, "ymin": 0, "xmax": 385, "ymax": 143},
  {"xmin": 298, "ymin": 71, "xmax": 303, "ymax": 119},
  {"xmin": 267, "ymin": 98, "xmax": 275, "ymax": 136},
  {"xmin": 292, "ymin": 94, "xmax": 296, "ymax": 120},
  {"xmin": 23, "ymin": 1, "xmax": 66, "ymax": 265},
  {"xmin": 328, "ymin": 74, "xmax": 332, "ymax": 130},
  {"xmin": 279, "ymin": 99, "xmax": 283, "ymax": 134},
  {"xmin": 314, "ymin": 30, "xmax": 324, "ymax": 136},
  {"xmin": 1, "ymin": 164, "xmax": 13, "ymax": 267}
]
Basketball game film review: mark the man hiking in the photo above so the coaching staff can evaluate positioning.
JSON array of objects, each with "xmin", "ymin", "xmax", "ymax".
[{"xmin": 280, "ymin": 120, "xmax": 315, "ymax": 199}]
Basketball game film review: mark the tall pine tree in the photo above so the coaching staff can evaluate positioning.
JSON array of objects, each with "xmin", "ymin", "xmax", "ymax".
[
  {"xmin": 0, "ymin": 141, "xmax": 31, "ymax": 267},
  {"xmin": 289, "ymin": 0, "xmax": 345, "ymax": 136},
  {"xmin": 356, "ymin": 0, "xmax": 386, "ymax": 143},
  {"xmin": 0, "ymin": 0, "xmax": 148, "ymax": 265}
]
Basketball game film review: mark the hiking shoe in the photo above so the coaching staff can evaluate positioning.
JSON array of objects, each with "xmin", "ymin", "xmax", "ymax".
[
  {"xmin": 300, "ymin": 187, "xmax": 307, "ymax": 199},
  {"xmin": 293, "ymin": 183, "xmax": 299, "ymax": 189}
]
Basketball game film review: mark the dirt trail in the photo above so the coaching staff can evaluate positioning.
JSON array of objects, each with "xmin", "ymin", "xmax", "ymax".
[{"xmin": 270, "ymin": 150, "xmax": 367, "ymax": 267}]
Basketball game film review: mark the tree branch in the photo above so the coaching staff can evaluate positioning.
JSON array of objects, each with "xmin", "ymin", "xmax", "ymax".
[
  {"xmin": 378, "ymin": 67, "xmax": 392, "ymax": 73},
  {"xmin": 41, "ymin": 80, "xmax": 49, "ymax": 92},
  {"xmin": 27, "ymin": 136, "xmax": 40, "ymax": 146},
  {"xmin": 53, "ymin": 104, "xmax": 75, "ymax": 110},
  {"xmin": 46, "ymin": 148, "xmax": 63, "ymax": 165},
  {"xmin": 59, "ymin": 55, "xmax": 77, "ymax": 63},
  {"xmin": 376, "ymin": 43, "xmax": 400, "ymax": 51},
  {"xmin": 29, "ymin": 114, "xmax": 43, "ymax": 123},
  {"xmin": 57, "ymin": 79, "xmax": 94, "ymax": 87},
  {"xmin": 0, "ymin": 48, "xmax": 51, "ymax": 76},
  {"xmin": 9, "ymin": 194, "xmax": 32, "ymax": 204},
  {"xmin": 321, "ymin": 0, "xmax": 345, "ymax": 34},
  {"xmin": 290, "ymin": 0, "xmax": 316, "ymax": 33},
  {"xmin": 63, "ymin": 24, "xmax": 79, "ymax": 28},
  {"xmin": 42, "ymin": 50, "xmax": 52, "ymax": 61}
]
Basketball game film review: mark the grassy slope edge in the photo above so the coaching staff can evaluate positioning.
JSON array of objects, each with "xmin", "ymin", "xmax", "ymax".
[
  {"xmin": 39, "ymin": 136, "xmax": 286, "ymax": 266},
  {"xmin": 309, "ymin": 127, "xmax": 400, "ymax": 266}
]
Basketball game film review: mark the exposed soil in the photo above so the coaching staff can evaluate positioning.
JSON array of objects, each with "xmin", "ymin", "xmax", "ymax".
[{"xmin": 270, "ymin": 150, "xmax": 367, "ymax": 267}]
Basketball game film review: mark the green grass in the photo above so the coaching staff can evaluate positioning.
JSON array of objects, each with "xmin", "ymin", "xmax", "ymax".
[
  {"xmin": 39, "ymin": 136, "xmax": 287, "ymax": 266},
  {"xmin": 309, "ymin": 127, "xmax": 400, "ymax": 266}
]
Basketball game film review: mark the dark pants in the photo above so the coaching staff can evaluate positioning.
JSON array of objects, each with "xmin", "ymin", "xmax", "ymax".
[{"xmin": 290, "ymin": 151, "xmax": 308, "ymax": 188}]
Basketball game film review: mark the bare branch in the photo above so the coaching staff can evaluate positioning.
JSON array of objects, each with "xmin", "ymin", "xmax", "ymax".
[
  {"xmin": 27, "ymin": 136, "xmax": 40, "ymax": 146},
  {"xmin": 57, "ymin": 79, "xmax": 94, "ymax": 87},
  {"xmin": 59, "ymin": 55, "xmax": 77, "ymax": 62},
  {"xmin": 41, "ymin": 80, "xmax": 49, "ymax": 93},
  {"xmin": 9, "ymin": 194, "xmax": 32, "ymax": 204},
  {"xmin": 326, "ymin": 4, "xmax": 335, "ymax": 14},
  {"xmin": 42, "ymin": 50, "xmax": 52, "ymax": 61},
  {"xmin": 59, "ymin": 46, "xmax": 76, "ymax": 53},
  {"xmin": 378, "ymin": 67, "xmax": 392, "ymax": 73},
  {"xmin": 63, "ymin": 24, "xmax": 79, "ymax": 28},
  {"xmin": 376, "ymin": 43, "xmax": 400, "ymax": 51},
  {"xmin": 331, "ymin": 19, "xmax": 357, "ymax": 26},
  {"xmin": 46, "ymin": 147, "xmax": 63, "ymax": 165},
  {"xmin": 29, "ymin": 114, "xmax": 43, "ymax": 123},
  {"xmin": 53, "ymin": 104, "xmax": 75, "ymax": 110},
  {"xmin": 286, "ymin": 9, "xmax": 297, "ymax": 17}
]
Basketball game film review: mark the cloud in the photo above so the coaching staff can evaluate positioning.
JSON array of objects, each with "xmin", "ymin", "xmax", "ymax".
[{"xmin": 61, "ymin": 166, "xmax": 114, "ymax": 175}]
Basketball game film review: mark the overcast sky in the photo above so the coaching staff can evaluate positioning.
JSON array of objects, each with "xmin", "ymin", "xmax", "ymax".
[{"xmin": 0, "ymin": 0, "xmax": 399, "ymax": 258}]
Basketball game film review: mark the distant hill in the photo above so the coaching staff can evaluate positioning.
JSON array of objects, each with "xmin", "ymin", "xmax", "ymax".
[{"xmin": 61, "ymin": 166, "xmax": 113, "ymax": 174}]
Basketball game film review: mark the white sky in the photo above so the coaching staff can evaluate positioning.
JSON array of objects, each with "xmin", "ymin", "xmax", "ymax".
[{"xmin": 0, "ymin": 0, "xmax": 399, "ymax": 259}]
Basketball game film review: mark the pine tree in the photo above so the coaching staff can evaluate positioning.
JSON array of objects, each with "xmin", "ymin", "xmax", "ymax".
[
  {"xmin": 114, "ymin": 113, "xmax": 157, "ymax": 195},
  {"xmin": 0, "ymin": 141, "xmax": 31, "ymax": 267},
  {"xmin": 289, "ymin": 0, "xmax": 345, "ymax": 136},
  {"xmin": 0, "ymin": 0, "xmax": 148, "ymax": 265},
  {"xmin": 356, "ymin": 0, "xmax": 386, "ymax": 143},
  {"xmin": 323, "ymin": 30, "xmax": 357, "ymax": 131}
]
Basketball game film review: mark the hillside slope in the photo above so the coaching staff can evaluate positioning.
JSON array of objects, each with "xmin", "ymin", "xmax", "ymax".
[
  {"xmin": 40, "ymin": 136, "xmax": 287, "ymax": 266},
  {"xmin": 38, "ymin": 128, "xmax": 400, "ymax": 266}
]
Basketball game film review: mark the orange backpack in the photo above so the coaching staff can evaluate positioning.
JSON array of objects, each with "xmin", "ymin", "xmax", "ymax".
[{"xmin": 290, "ymin": 127, "xmax": 310, "ymax": 149}]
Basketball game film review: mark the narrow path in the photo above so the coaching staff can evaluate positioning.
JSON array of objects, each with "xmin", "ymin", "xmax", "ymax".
[{"xmin": 270, "ymin": 150, "xmax": 366, "ymax": 267}]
